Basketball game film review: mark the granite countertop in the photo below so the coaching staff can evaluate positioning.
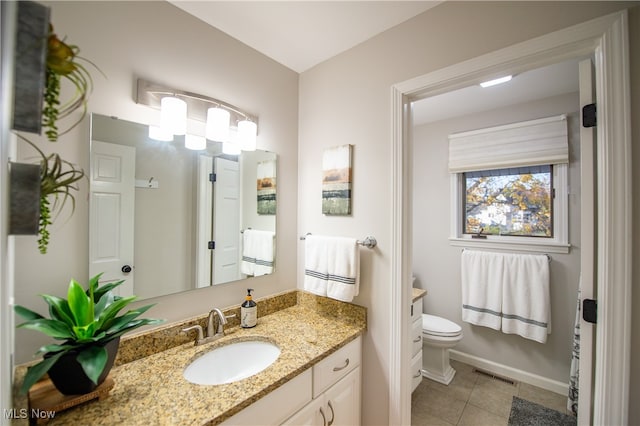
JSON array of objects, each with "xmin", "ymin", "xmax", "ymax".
[
  {"xmin": 412, "ymin": 287, "xmax": 427, "ymax": 302},
  {"xmin": 12, "ymin": 292, "xmax": 366, "ymax": 425}
]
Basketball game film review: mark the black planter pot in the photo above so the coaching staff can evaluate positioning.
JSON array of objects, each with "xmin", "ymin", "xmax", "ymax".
[{"xmin": 46, "ymin": 337, "xmax": 120, "ymax": 395}]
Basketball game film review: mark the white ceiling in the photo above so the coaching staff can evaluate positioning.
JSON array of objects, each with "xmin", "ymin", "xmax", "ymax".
[
  {"xmin": 412, "ymin": 58, "xmax": 583, "ymax": 126},
  {"xmin": 169, "ymin": 1, "xmax": 582, "ymax": 125},
  {"xmin": 169, "ymin": 1, "xmax": 440, "ymax": 73}
]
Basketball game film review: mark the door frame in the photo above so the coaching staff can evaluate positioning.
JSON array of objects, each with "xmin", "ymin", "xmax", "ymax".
[{"xmin": 389, "ymin": 10, "xmax": 631, "ymax": 426}]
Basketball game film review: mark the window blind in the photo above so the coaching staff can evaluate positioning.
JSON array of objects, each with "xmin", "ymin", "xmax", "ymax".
[{"xmin": 448, "ymin": 115, "xmax": 568, "ymax": 173}]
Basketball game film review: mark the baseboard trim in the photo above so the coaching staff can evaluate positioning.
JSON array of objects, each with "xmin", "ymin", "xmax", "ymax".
[{"xmin": 449, "ymin": 349, "xmax": 569, "ymax": 396}]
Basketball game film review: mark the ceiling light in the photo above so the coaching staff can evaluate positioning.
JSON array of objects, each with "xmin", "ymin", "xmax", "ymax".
[
  {"xmin": 238, "ymin": 119, "xmax": 257, "ymax": 151},
  {"xmin": 160, "ymin": 96, "xmax": 187, "ymax": 135},
  {"xmin": 480, "ymin": 75, "xmax": 513, "ymax": 88},
  {"xmin": 206, "ymin": 107, "xmax": 230, "ymax": 142},
  {"xmin": 148, "ymin": 125, "xmax": 173, "ymax": 142},
  {"xmin": 185, "ymin": 134, "xmax": 206, "ymax": 150}
]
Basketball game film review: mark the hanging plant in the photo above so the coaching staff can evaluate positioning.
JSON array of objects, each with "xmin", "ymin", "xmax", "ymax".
[
  {"xmin": 19, "ymin": 136, "xmax": 85, "ymax": 254},
  {"xmin": 43, "ymin": 24, "xmax": 102, "ymax": 142}
]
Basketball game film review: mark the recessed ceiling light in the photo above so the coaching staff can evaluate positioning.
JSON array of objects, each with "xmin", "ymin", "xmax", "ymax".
[{"xmin": 480, "ymin": 75, "xmax": 513, "ymax": 88}]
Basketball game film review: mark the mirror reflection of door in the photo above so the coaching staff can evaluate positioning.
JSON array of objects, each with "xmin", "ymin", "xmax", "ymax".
[
  {"xmin": 89, "ymin": 140, "xmax": 135, "ymax": 297},
  {"xmin": 213, "ymin": 157, "xmax": 241, "ymax": 285}
]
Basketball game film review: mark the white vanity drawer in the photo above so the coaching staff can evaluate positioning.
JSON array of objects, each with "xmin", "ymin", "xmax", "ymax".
[
  {"xmin": 411, "ymin": 351, "xmax": 423, "ymax": 393},
  {"xmin": 312, "ymin": 336, "xmax": 361, "ymax": 397},
  {"xmin": 411, "ymin": 298, "xmax": 423, "ymax": 323},
  {"xmin": 411, "ymin": 317, "xmax": 423, "ymax": 358}
]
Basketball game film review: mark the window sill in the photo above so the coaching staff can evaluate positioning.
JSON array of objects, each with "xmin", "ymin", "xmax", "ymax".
[{"xmin": 449, "ymin": 237, "xmax": 570, "ymax": 254}]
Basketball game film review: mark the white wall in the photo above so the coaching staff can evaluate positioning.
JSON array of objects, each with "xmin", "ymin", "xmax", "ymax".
[
  {"xmin": 13, "ymin": 1, "xmax": 299, "ymax": 364},
  {"xmin": 298, "ymin": 2, "xmax": 637, "ymax": 423},
  {"xmin": 412, "ymin": 92, "xmax": 581, "ymax": 382}
]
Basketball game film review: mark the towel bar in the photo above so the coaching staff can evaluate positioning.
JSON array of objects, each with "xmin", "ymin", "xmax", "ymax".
[
  {"xmin": 300, "ymin": 234, "xmax": 377, "ymax": 249},
  {"xmin": 461, "ymin": 248, "xmax": 551, "ymax": 262}
]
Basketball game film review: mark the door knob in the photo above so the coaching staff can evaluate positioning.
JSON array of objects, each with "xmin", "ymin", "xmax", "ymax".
[{"xmin": 121, "ymin": 265, "xmax": 132, "ymax": 273}]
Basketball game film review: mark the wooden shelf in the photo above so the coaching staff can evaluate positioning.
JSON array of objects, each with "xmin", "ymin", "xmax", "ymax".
[{"xmin": 28, "ymin": 375, "xmax": 114, "ymax": 425}]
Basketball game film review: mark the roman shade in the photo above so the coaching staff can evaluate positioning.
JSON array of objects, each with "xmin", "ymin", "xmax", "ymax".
[{"xmin": 448, "ymin": 115, "xmax": 568, "ymax": 173}]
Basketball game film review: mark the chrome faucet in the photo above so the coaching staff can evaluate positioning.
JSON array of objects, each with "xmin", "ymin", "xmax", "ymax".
[{"xmin": 182, "ymin": 308, "xmax": 236, "ymax": 346}]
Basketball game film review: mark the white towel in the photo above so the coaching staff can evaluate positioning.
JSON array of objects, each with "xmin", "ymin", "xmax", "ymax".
[
  {"xmin": 501, "ymin": 252, "xmax": 550, "ymax": 343},
  {"xmin": 241, "ymin": 229, "xmax": 275, "ymax": 276},
  {"xmin": 304, "ymin": 235, "xmax": 359, "ymax": 302},
  {"xmin": 461, "ymin": 250, "xmax": 503, "ymax": 330}
]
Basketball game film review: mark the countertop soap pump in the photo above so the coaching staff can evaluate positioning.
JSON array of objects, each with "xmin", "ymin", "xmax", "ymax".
[{"xmin": 241, "ymin": 288, "xmax": 257, "ymax": 328}]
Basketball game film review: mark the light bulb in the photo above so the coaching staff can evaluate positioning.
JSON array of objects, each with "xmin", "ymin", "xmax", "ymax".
[
  {"xmin": 206, "ymin": 107, "xmax": 230, "ymax": 142},
  {"xmin": 185, "ymin": 134, "xmax": 206, "ymax": 150},
  {"xmin": 160, "ymin": 96, "xmax": 187, "ymax": 135},
  {"xmin": 238, "ymin": 119, "xmax": 257, "ymax": 151},
  {"xmin": 148, "ymin": 125, "xmax": 173, "ymax": 142}
]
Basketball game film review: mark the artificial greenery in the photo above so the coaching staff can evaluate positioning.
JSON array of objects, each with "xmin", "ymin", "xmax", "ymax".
[
  {"xmin": 43, "ymin": 24, "xmax": 101, "ymax": 142},
  {"xmin": 14, "ymin": 273, "xmax": 164, "ymax": 395},
  {"xmin": 19, "ymin": 135, "xmax": 85, "ymax": 254}
]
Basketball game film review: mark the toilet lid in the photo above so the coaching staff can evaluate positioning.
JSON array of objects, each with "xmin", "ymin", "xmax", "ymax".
[{"xmin": 422, "ymin": 314, "xmax": 462, "ymax": 337}]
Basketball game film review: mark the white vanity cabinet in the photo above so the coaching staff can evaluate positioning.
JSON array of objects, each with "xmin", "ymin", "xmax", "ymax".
[
  {"xmin": 283, "ymin": 336, "xmax": 362, "ymax": 426},
  {"xmin": 410, "ymin": 297, "xmax": 423, "ymax": 392},
  {"xmin": 222, "ymin": 336, "xmax": 362, "ymax": 426}
]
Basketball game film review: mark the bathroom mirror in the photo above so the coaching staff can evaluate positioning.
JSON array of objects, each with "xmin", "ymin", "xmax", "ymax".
[{"xmin": 89, "ymin": 113, "xmax": 276, "ymax": 300}]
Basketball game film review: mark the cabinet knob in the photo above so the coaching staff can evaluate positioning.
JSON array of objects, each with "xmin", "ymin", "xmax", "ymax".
[{"xmin": 319, "ymin": 407, "xmax": 327, "ymax": 426}]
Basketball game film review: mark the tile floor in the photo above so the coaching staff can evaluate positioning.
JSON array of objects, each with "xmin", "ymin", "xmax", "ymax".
[{"xmin": 411, "ymin": 360, "xmax": 574, "ymax": 425}]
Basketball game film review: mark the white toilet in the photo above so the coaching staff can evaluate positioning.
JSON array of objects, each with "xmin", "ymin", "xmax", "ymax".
[{"xmin": 422, "ymin": 314, "xmax": 463, "ymax": 385}]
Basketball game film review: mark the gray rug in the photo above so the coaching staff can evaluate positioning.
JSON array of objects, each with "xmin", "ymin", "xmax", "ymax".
[{"xmin": 508, "ymin": 396, "xmax": 577, "ymax": 426}]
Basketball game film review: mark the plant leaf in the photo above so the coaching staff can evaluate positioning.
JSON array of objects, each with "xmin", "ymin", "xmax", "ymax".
[
  {"xmin": 19, "ymin": 352, "xmax": 64, "ymax": 395},
  {"xmin": 16, "ymin": 318, "xmax": 73, "ymax": 339},
  {"xmin": 86, "ymin": 273, "xmax": 103, "ymax": 301},
  {"xmin": 41, "ymin": 294, "xmax": 74, "ymax": 326},
  {"xmin": 67, "ymin": 279, "xmax": 92, "ymax": 327},
  {"xmin": 93, "ymin": 280, "xmax": 125, "ymax": 302},
  {"xmin": 77, "ymin": 345, "xmax": 107, "ymax": 385},
  {"xmin": 96, "ymin": 295, "xmax": 136, "ymax": 329},
  {"xmin": 102, "ymin": 305, "xmax": 155, "ymax": 334},
  {"xmin": 14, "ymin": 305, "xmax": 44, "ymax": 321},
  {"xmin": 35, "ymin": 343, "xmax": 76, "ymax": 356}
]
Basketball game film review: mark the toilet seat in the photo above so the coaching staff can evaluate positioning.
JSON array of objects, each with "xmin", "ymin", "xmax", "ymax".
[{"xmin": 422, "ymin": 314, "xmax": 462, "ymax": 338}]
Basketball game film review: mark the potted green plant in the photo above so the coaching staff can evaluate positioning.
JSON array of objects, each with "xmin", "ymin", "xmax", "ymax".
[
  {"xmin": 14, "ymin": 273, "xmax": 164, "ymax": 395},
  {"xmin": 43, "ymin": 24, "xmax": 101, "ymax": 142},
  {"xmin": 18, "ymin": 135, "xmax": 85, "ymax": 254}
]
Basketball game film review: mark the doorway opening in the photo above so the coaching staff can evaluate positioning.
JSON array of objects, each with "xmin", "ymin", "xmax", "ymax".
[{"xmin": 389, "ymin": 11, "xmax": 631, "ymax": 426}]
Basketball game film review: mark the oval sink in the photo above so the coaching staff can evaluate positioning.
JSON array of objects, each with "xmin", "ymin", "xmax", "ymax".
[{"xmin": 183, "ymin": 340, "xmax": 280, "ymax": 385}]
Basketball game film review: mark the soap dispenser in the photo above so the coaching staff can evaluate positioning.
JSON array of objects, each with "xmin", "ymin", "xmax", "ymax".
[{"xmin": 241, "ymin": 288, "xmax": 257, "ymax": 328}]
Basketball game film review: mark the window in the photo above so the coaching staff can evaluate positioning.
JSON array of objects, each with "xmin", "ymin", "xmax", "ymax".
[
  {"xmin": 463, "ymin": 165, "xmax": 553, "ymax": 237},
  {"xmin": 448, "ymin": 115, "xmax": 570, "ymax": 253}
]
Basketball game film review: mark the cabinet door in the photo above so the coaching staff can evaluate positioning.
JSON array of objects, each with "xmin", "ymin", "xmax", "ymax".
[
  {"xmin": 324, "ymin": 367, "xmax": 361, "ymax": 426},
  {"xmin": 282, "ymin": 397, "xmax": 324, "ymax": 426}
]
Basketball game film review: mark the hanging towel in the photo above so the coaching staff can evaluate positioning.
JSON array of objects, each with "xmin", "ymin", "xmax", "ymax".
[
  {"xmin": 304, "ymin": 235, "xmax": 360, "ymax": 302},
  {"xmin": 461, "ymin": 250, "xmax": 503, "ymax": 330},
  {"xmin": 567, "ymin": 280, "xmax": 581, "ymax": 415},
  {"xmin": 241, "ymin": 229, "xmax": 275, "ymax": 276},
  {"xmin": 500, "ymin": 253, "xmax": 551, "ymax": 343}
]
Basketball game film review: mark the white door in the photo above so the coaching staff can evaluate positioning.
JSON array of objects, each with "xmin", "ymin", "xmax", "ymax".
[
  {"xmin": 89, "ymin": 140, "xmax": 135, "ymax": 297},
  {"xmin": 576, "ymin": 57, "xmax": 596, "ymax": 424},
  {"xmin": 213, "ymin": 157, "xmax": 240, "ymax": 285}
]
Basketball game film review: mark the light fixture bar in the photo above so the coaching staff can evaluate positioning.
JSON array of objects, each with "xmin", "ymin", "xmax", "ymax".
[
  {"xmin": 480, "ymin": 75, "xmax": 513, "ymax": 88},
  {"xmin": 136, "ymin": 79, "xmax": 258, "ymax": 127}
]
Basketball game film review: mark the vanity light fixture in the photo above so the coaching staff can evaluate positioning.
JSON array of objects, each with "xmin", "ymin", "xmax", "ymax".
[
  {"xmin": 480, "ymin": 75, "xmax": 513, "ymax": 88},
  {"xmin": 160, "ymin": 96, "xmax": 187, "ymax": 135},
  {"xmin": 238, "ymin": 119, "xmax": 257, "ymax": 151},
  {"xmin": 136, "ymin": 79, "xmax": 259, "ymax": 153},
  {"xmin": 185, "ymin": 134, "xmax": 207, "ymax": 150},
  {"xmin": 148, "ymin": 125, "xmax": 173, "ymax": 142}
]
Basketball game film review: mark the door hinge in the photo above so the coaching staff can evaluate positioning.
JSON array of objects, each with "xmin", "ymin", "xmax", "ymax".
[
  {"xmin": 209, "ymin": 173, "xmax": 216, "ymax": 183},
  {"xmin": 583, "ymin": 299, "xmax": 597, "ymax": 324},
  {"xmin": 208, "ymin": 241, "xmax": 215, "ymax": 250},
  {"xmin": 582, "ymin": 103, "xmax": 596, "ymax": 128}
]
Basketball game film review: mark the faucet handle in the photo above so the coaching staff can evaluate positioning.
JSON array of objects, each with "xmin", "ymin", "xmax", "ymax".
[
  {"xmin": 225, "ymin": 313, "xmax": 237, "ymax": 322},
  {"xmin": 182, "ymin": 325, "xmax": 204, "ymax": 344}
]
